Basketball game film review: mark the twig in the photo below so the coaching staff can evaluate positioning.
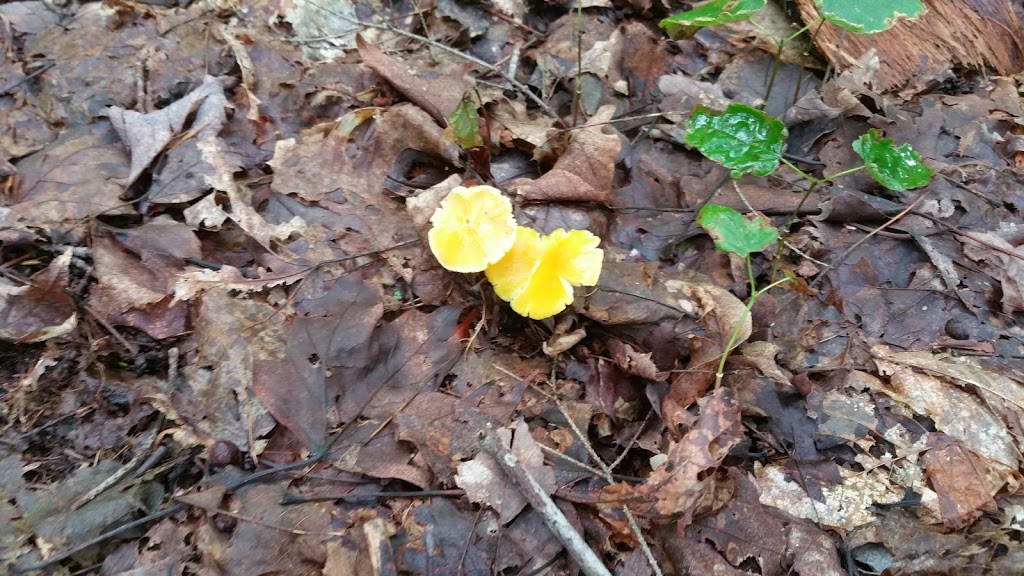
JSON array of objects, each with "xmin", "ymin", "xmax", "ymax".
[
  {"xmin": 10, "ymin": 308, "xmax": 421, "ymax": 573},
  {"xmin": 609, "ymin": 411, "xmax": 653, "ymax": 471},
  {"xmin": 10, "ymin": 451, "xmax": 326, "ymax": 573},
  {"xmin": 477, "ymin": 424, "xmax": 612, "ymax": 576},
  {"xmin": 70, "ymin": 456, "xmax": 140, "ymax": 510},
  {"xmin": 553, "ymin": 398, "xmax": 664, "ymax": 576},
  {"xmin": 132, "ymin": 445, "xmax": 168, "ymax": 479},
  {"xmin": 83, "ymin": 303, "xmax": 139, "ymax": 356},
  {"xmin": 809, "ymin": 193, "xmax": 925, "ymax": 289},
  {"xmin": 537, "ymin": 443, "xmax": 606, "ymax": 478},
  {"xmin": 0, "ymin": 62, "xmax": 54, "ymax": 96},
  {"xmin": 281, "ymin": 489, "xmax": 463, "ymax": 505}
]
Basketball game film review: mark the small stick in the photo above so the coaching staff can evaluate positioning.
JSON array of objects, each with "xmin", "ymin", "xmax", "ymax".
[
  {"xmin": 477, "ymin": 424, "xmax": 612, "ymax": 576},
  {"xmin": 553, "ymin": 399, "xmax": 664, "ymax": 576},
  {"xmin": 70, "ymin": 456, "xmax": 140, "ymax": 510}
]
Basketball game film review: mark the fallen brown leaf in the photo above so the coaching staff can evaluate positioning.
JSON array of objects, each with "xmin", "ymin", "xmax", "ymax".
[
  {"xmin": 0, "ymin": 249, "xmax": 77, "ymax": 343},
  {"xmin": 509, "ymin": 105, "xmax": 622, "ymax": 205}
]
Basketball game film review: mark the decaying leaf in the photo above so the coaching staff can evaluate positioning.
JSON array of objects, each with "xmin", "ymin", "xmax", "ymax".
[
  {"xmin": 962, "ymin": 231, "xmax": 1024, "ymax": 314},
  {"xmin": 88, "ymin": 217, "xmax": 199, "ymax": 339},
  {"xmin": 456, "ymin": 420, "xmax": 556, "ymax": 525},
  {"xmin": 575, "ymin": 261, "xmax": 750, "ymax": 341},
  {"xmin": 754, "ymin": 461, "xmax": 905, "ymax": 530},
  {"xmin": 873, "ymin": 360, "xmax": 1018, "ymax": 468},
  {"xmin": 6, "ymin": 459, "xmax": 147, "ymax": 569},
  {"xmin": 356, "ymin": 34, "xmax": 473, "ymax": 126},
  {"xmin": 106, "ymin": 75, "xmax": 235, "ymax": 190},
  {"xmin": 922, "ymin": 434, "xmax": 1002, "ymax": 528},
  {"xmin": 147, "ymin": 288, "xmax": 277, "ymax": 454},
  {"xmin": 332, "ymin": 305, "xmax": 461, "ymax": 422},
  {"xmin": 5, "ymin": 122, "xmax": 131, "ymax": 229},
  {"xmin": 871, "ymin": 345, "xmax": 1024, "ymax": 426},
  {"xmin": 603, "ymin": 388, "xmax": 743, "ymax": 524},
  {"xmin": 0, "ymin": 249, "xmax": 77, "ymax": 343}
]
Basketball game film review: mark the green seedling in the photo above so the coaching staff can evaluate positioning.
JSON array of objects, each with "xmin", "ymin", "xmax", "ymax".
[
  {"xmin": 686, "ymin": 103, "xmax": 786, "ymax": 178},
  {"xmin": 686, "ymin": 104, "xmax": 933, "ymax": 383},
  {"xmin": 684, "ymin": 103, "xmax": 933, "ymax": 192},
  {"xmin": 852, "ymin": 128, "xmax": 935, "ymax": 192},
  {"xmin": 696, "ymin": 203, "xmax": 789, "ymax": 386},
  {"xmin": 448, "ymin": 93, "xmax": 483, "ymax": 149}
]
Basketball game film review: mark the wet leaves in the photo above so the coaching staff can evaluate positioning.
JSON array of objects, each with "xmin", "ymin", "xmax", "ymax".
[
  {"xmin": 685, "ymin": 103, "xmax": 788, "ymax": 178},
  {"xmin": 0, "ymin": 249, "xmax": 77, "ymax": 343},
  {"xmin": 852, "ymin": 128, "xmax": 934, "ymax": 190},
  {"xmin": 6, "ymin": 122, "xmax": 131, "ymax": 229},
  {"xmin": 2, "ymin": 0, "xmax": 1023, "ymax": 574},
  {"xmin": 697, "ymin": 203, "xmax": 778, "ymax": 258}
]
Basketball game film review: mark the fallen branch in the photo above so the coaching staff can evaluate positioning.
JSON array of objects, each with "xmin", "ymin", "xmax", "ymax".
[{"xmin": 477, "ymin": 424, "xmax": 612, "ymax": 576}]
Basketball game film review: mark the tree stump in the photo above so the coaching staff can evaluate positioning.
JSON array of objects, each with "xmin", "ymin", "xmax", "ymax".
[{"xmin": 794, "ymin": 0, "xmax": 1024, "ymax": 92}]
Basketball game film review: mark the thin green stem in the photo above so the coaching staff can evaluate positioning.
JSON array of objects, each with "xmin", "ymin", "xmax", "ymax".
[
  {"xmin": 783, "ymin": 23, "xmax": 813, "ymax": 45},
  {"xmin": 766, "ymin": 163, "xmax": 864, "ymax": 281},
  {"xmin": 713, "ymin": 270, "xmax": 792, "ymax": 387},
  {"xmin": 747, "ymin": 20, "xmax": 781, "ymax": 46},
  {"xmin": 747, "ymin": 254, "xmax": 757, "ymax": 296},
  {"xmin": 769, "ymin": 156, "xmax": 830, "ymax": 282},
  {"xmin": 747, "ymin": 20, "xmax": 783, "ymax": 107},
  {"xmin": 779, "ymin": 157, "xmax": 816, "ymax": 184},
  {"xmin": 768, "ymin": 176, "xmax": 818, "ymax": 281},
  {"xmin": 820, "ymin": 165, "xmax": 866, "ymax": 184},
  {"xmin": 762, "ymin": 44, "xmax": 782, "ymax": 110},
  {"xmin": 747, "ymin": 21, "xmax": 812, "ymax": 109},
  {"xmin": 791, "ymin": 18, "xmax": 827, "ymax": 106}
]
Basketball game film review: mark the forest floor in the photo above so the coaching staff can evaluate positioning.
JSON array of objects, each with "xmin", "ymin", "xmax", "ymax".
[{"xmin": 2, "ymin": 0, "xmax": 1024, "ymax": 574}]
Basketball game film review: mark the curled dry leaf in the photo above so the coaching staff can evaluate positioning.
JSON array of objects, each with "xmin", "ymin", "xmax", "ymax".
[
  {"xmin": 575, "ymin": 261, "xmax": 751, "ymax": 343},
  {"xmin": 106, "ymin": 75, "xmax": 234, "ymax": 190},
  {"xmin": 961, "ymin": 231, "xmax": 1024, "ymax": 314},
  {"xmin": 604, "ymin": 388, "xmax": 742, "ymax": 523},
  {"xmin": 88, "ymin": 217, "xmax": 199, "ymax": 339},
  {"xmin": 356, "ymin": 34, "xmax": 473, "ymax": 126},
  {"xmin": 508, "ymin": 105, "xmax": 622, "ymax": 205}
]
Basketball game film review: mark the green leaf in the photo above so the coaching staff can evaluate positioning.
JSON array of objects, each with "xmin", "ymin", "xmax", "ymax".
[
  {"xmin": 817, "ymin": 0, "xmax": 926, "ymax": 34},
  {"xmin": 659, "ymin": 0, "xmax": 766, "ymax": 39},
  {"xmin": 685, "ymin": 103, "xmax": 787, "ymax": 178},
  {"xmin": 697, "ymin": 204, "xmax": 778, "ymax": 258},
  {"xmin": 852, "ymin": 129, "xmax": 933, "ymax": 191},
  {"xmin": 448, "ymin": 95, "xmax": 482, "ymax": 149}
]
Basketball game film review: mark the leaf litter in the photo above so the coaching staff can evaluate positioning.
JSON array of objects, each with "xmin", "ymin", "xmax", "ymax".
[{"xmin": 0, "ymin": 0, "xmax": 1023, "ymax": 574}]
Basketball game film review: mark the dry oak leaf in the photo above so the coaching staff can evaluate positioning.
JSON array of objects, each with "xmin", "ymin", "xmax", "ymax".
[{"xmin": 609, "ymin": 388, "xmax": 743, "ymax": 523}]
